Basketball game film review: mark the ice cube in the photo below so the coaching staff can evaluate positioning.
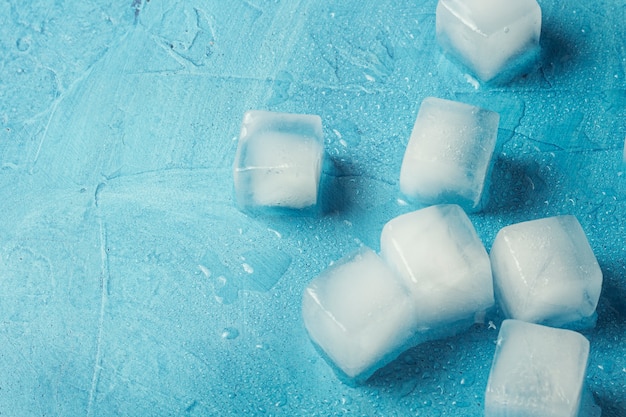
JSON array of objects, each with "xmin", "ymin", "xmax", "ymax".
[
  {"xmin": 399, "ymin": 97, "xmax": 499, "ymax": 211},
  {"xmin": 302, "ymin": 247, "xmax": 418, "ymax": 381},
  {"xmin": 436, "ymin": 0, "xmax": 542, "ymax": 82},
  {"xmin": 490, "ymin": 215, "xmax": 603, "ymax": 328},
  {"xmin": 485, "ymin": 319, "xmax": 591, "ymax": 417},
  {"xmin": 380, "ymin": 204, "xmax": 494, "ymax": 330},
  {"xmin": 233, "ymin": 110, "xmax": 324, "ymax": 212}
]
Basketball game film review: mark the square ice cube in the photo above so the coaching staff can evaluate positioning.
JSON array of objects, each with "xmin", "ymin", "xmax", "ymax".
[
  {"xmin": 490, "ymin": 215, "xmax": 603, "ymax": 327},
  {"xmin": 233, "ymin": 110, "xmax": 324, "ymax": 212},
  {"xmin": 485, "ymin": 319, "xmax": 590, "ymax": 417},
  {"xmin": 380, "ymin": 204, "xmax": 494, "ymax": 330},
  {"xmin": 436, "ymin": 0, "xmax": 542, "ymax": 82},
  {"xmin": 399, "ymin": 97, "xmax": 499, "ymax": 211},
  {"xmin": 302, "ymin": 247, "xmax": 418, "ymax": 381}
]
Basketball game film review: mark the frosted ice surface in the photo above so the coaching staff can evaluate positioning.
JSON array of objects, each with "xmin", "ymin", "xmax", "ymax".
[
  {"xmin": 485, "ymin": 320, "xmax": 590, "ymax": 417},
  {"xmin": 380, "ymin": 204, "xmax": 493, "ymax": 330},
  {"xmin": 399, "ymin": 97, "xmax": 499, "ymax": 210},
  {"xmin": 302, "ymin": 248, "xmax": 418, "ymax": 381},
  {"xmin": 436, "ymin": 0, "xmax": 542, "ymax": 82},
  {"xmin": 233, "ymin": 110, "xmax": 324, "ymax": 211},
  {"xmin": 490, "ymin": 215, "xmax": 603, "ymax": 327}
]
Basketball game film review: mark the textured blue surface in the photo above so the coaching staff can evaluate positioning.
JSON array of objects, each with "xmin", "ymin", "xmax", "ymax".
[{"xmin": 0, "ymin": 1, "xmax": 625, "ymax": 416}]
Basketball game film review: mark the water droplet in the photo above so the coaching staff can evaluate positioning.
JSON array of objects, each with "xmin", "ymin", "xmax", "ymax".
[
  {"xmin": 598, "ymin": 360, "xmax": 614, "ymax": 373},
  {"xmin": 198, "ymin": 264, "xmax": 211, "ymax": 277},
  {"xmin": 332, "ymin": 120, "xmax": 361, "ymax": 147},
  {"xmin": 221, "ymin": 327, "xmax": 239, "ymax": 340},
  {"xmin": 214, "ymin": 276, "xmax": 239, "ymax": 304},
  {"xmin": 274, "ymin": 394, "xmax": 287, "ymax": 407},
  {"xmin": 397, "ymin": 198, "xmax": 409, "ymax": 206},
  {"xmin": 240, "ymin": 249, "xmax": 292, "ymax": 292},
  {"xmin": 415, "ymin": 399, "xmax": 432, "ymax": 408},
  {"xmin": 503, "ymin": 27, "xmax": 510, "ymax": 33},
  {"xmin": 459, "ymin": 375, "xmax": 475, "ymax": 387},
  {"xmin": 242, "ymin": 263, "xmax": 254, "ymax": 274},
  {"xmin": 16, "ymin": 37, "xmax": 31, "ymax": 51},
  {"xmin": 215, "ymin": 275, "xmax": 227, "ymax": 288}
]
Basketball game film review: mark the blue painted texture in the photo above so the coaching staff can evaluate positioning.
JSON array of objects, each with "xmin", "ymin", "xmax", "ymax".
[{"xmin": 0, "ymin": 1, "xmax": 625, "ymax": 416}]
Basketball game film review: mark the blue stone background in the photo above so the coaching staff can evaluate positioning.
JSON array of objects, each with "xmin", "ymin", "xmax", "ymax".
[{"xmin": 0, "ymin": 0, "xmax": 624, "ymax": 415}]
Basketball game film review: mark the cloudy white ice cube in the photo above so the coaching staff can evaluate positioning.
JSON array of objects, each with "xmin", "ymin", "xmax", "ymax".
[
  {"xmin": 233, "ymin": 110, "xmax": 324, "ymax": 212},
  {"xmin": 436, "ymin": 0, "xmax": 542, "ymax": 82},
  {"xmin": 302, "ymin": 248, "xmax": 418, "ymax": 381},
  {"xmin": 485, "ymin": 320, "xmax": 590, "ymax": 417},
  {"xmin": 490, "ymin": 215, "xmax": 602, "ymax": 328},
  {"xmin": 380, "ymin": 204, "xmax": 494, "ymax": 330},
  {"xmin": 400, "ymin": 97, "xmax": 499, "ymax": 210}
]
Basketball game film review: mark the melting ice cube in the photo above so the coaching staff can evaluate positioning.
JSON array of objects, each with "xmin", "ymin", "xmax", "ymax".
[
  {"xmin": 302, "ymin": 247, "xmax": 418, "ymax": 381},
  {"xmin": 436, "ymin": 0, "xmax": 542, "ymax": 82},
  {"xmin": 485, "ymin": 319, "xmax": 591, "ymax": 417},
  {"xmin": 380, "ymin": 204, "xmax": 494, "ymax": 330},
  {"xmin": 490, "ymin": 215, "xmax": 602, "ymax": 328},
  {"xmin": 399, "ymin": 97, "xmax": 499, "ymax": 211},
  {"xmin": 233, "ymin": 110, "xmax": 324, "ymax": 213}
]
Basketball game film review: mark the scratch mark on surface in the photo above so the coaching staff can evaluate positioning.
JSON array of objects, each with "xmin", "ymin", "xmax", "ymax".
[
  {"xmin": 30, "ymin": 97, "xmax": 61, "ymax": 173},
  {"xmin": 525, "ymin": 136, "xmax": 566, "ymax": 151},
  {"xmin": 511, "ymin": 98, "xmax": 527, "ymax": 138},
  {"xmin": 86, "ymin": 219, "xmax": 110, "ymax": 417},
  {"xmin": 29, "ymin": 52, "xmax": 107, "ymax": 173},
  {"xmin": 94, "ymin": 182, "xmax": 107, "ymax": 208}
]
